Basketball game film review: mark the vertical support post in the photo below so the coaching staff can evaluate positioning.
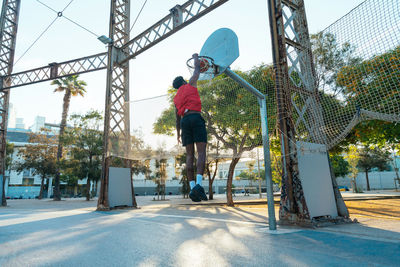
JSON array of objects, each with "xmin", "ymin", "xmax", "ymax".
[
  {"xmin": 98, "ymin": 0, "xmax": 134, "ymax": 210},
  {"xmin": 267, "ymin": 0, "xmax": 310, "ymax": 223},
  {"xmin": 170, "ymin": 5, "xmax": 183, "ymax": 28},
  {"xmin": 49, "ymin": 62, "xmax": 58, "ymax": 79},
  {"xmin": 0, "ymin": 0, "xmax": 21, "ymax": 206},
  {"xmin": 259, "ymin": 97, "xmax": 277, "ymax": 230}
]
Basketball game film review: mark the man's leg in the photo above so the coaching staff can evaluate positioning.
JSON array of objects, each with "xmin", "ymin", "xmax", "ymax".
[
  {"xmin": 193, "ymin": 142, "xmax": 208, "ymax": 200},
  {"xmin": 195, "ymin": 142, "xmax": 207, "ymax": 179},
  {"xmin": 186, "ymin": 143, "xmax": 195, "ymax": 187},
  {"xmin": 186, "ymin": 143, "xmax": 200, "ymax": 202}
]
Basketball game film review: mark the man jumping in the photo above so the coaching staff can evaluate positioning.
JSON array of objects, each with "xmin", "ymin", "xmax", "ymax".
[{"xmin": 172, "ymin": 53, "xmax": 208, "ymax": 202}]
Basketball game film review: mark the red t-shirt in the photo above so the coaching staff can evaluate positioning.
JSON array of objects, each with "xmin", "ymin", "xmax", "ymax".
[{"xmin": 173, "ymin": 84, "xmax": 202, "ymax": 116}]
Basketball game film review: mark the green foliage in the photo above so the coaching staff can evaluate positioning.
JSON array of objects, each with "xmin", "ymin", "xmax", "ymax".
[
  {"xmin": 176, "ymin": 154, "xmax": 190, "ymax": 198},
  {"xmin": 154, "ymin": 65, "xmax": 277, "ymax": 205},
  {"xmin": 345, "ymin": 145, "xmax": 361, "ymax": 193},
  {"xmin": 311, "ymin": 31, "xmax": 362, "ymax": 95},
  {"xmin": 200, "ymin": 66, "xmax": 276, "ymax": 154},
  {"xmin": 357, "ymin": 146, "xmax": 391, "ymax": 172},
  {"xmin": 356, "ymin": 145, "xmax": 391, "ymax": 191},
  {"xmin": 51, "ymin": 74, "xmax": 87, "ymax": 96},
  {"xmin": 350, "ymin": 120, "xmax": 400, "ymax": 150},
  {"xmin": 205, "ymin": 140, "xmax": 226, "ymax": 200},
  {"xmin": 337, "ymin": 46, "xmax": 400, "ymax": 103},
  {"xmin": 329, "ymin": 154, "xmax": 350, "ymax": 178},
  {"xmin": 61, "ymin": 111, "xmax": 103, "ymax": 199},
  {"xmin": 52, "ymin": 74, "xmax": 87, "ymax": 200},
  {"xmin": 332, "ymin": 46, "xmax": 400, "ymax": 150},
  {"xmin": 239, "ymin": 161, "xmax": 265, "ymax": 181},
  {"xmin": 153, "ymin": 158, "xmax": 167, "ymax": 199},
  {"xmin": 5, "ymin": 141, "xmax": 14, "ymax": 172},
  {"xmin": 153, "ymin": 105, "xmax": 176, "ymax": 136},
  {"xmin": 14, "ymin": 129, "xmax": 58, "ymax": 199},
  {"xmin": 269, "ymin": 137, "xmax": 283, "ymax": 185}
]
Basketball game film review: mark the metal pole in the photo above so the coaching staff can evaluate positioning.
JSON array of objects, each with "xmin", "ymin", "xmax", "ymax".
[
  {"xmin": 0, "ymin": 0, "xmax": 21, "ymax": 206},
  {"xmin": 223, "ymin": 67, "xmax": 276, "ymax": 230},
  {"xmin": 259, "ymin": 97, "xmax": 277, "ymax": 230},
  {"xmin": 224, "ymin": 68, "xmax": 265, "ymax": 99}
]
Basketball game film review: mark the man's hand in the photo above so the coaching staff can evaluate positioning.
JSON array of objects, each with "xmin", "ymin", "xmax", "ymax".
[
  {"xmin": 192, "ymin": 53, "xmax": 200, "ymax": 66},
  {"xmin": 189, "ymin": 53, "xmax": 200, "ymax": 86}
]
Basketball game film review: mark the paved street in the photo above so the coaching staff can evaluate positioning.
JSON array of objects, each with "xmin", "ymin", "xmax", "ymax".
[{"xmin": 1, "ymin": 193, "xmax": 400, "ymax": 267}]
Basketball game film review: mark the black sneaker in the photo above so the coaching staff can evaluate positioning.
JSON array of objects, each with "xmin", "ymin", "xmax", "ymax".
[
  {"xmin": 189, "ymin": 189, "xmax": 201, "ymax": 202},
  {"xmin": 193, "ymin": 184, "xmax": 208, "ymax": 201}
]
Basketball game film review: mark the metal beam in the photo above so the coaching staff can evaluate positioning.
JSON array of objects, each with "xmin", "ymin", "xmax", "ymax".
[
  {"xmin": 1, "ymin": 0, "xmax": 229, "ymax": 90},
  {"xmin": 1, "ymin": 52, "xmax": 107, "ymax": 90},
  {"xmin": 119, "ymin": 0, "xmax": 229, "ymax": 64},
  {"xmin": 0, "ymin": 0, "xmax": 20, "ymax": 207},
  {"xmin": 97, "ymin": 0, "xmax": 133, "ymax": 211}
]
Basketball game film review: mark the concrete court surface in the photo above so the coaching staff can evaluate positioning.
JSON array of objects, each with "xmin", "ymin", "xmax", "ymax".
[{"xmin": 1, "ymin": 194, "xmax": 400, "ymax": 267}]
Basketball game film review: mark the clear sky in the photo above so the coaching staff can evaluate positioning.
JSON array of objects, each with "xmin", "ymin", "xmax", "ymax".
[{"xmin": 8, "ymin": 0, "xmax": 365, "ymax": 148}]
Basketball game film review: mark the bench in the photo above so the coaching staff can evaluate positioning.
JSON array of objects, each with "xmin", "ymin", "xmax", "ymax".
[{"xmin": 230, "ymin": 186, "xmax": 258, "ymax": 196}]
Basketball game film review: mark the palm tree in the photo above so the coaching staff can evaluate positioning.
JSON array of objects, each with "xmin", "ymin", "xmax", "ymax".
[{"xmin": 52, "ymin": 75, "xmax": 87, "ymax": 200}]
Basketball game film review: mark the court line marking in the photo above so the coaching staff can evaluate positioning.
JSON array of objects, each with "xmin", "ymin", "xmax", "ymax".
[{"xmin": 128, "ymin": 211, "xmax": 270, "ymax": 227}]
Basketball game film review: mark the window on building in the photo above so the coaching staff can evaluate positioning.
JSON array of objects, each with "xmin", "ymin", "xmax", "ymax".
[
  {"xmin": 22, "ymin": 178, "xmax": 34, "ymax": 185},
  {"xmin": 234, "ymin": 170, "xmax": 243, "ymax": 177},
  {"xmin": 219, "ymin": 171, "xmax": 228, "ymax": 179},
  {"xmin": 23, "ymin": 168, "xmax": 31, "ymax": 177}
]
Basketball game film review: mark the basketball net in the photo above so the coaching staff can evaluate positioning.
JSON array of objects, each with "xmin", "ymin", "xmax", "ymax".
[{"xmin": 186, "ymin": 56, "xmax": 218, "ymax": 83}]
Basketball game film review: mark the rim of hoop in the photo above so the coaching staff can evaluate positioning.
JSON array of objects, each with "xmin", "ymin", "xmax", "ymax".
[{"xmin": 186, "ymin": 55, "xmax": 215, "ymax": 69}]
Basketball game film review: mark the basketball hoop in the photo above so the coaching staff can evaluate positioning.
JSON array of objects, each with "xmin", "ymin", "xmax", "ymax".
[{"xmin": 186, "ymin": 55, "xmax": 218, "ymax": 81}]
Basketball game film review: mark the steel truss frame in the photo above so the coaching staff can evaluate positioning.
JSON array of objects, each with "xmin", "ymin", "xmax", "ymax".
[
  {"xmin": 268, "ymin": 0, "xmax": 348, "ymax": 223},
  {"xmin": 1, "ymin": 52, "xmax": 108, "ymax": 90},
  {"xmin": 0, "ymin": 0, "xmax": 229, "ymax": 208},
  {"xmin": 0, "ymin": 0, "xmax": 20, "ymax": 206},
  {"xmin": 0, "ymin": 0, "xmax": 339, "ymax": 219}
]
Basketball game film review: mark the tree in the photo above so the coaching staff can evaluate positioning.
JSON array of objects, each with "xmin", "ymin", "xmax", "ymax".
[
  {"xmin": 311, "ymin": 32, "xmax": 362, "ymax": 95},
  {"xmin": 150, "ymin": 145, "xmax": 168, "ymax": 201},
  {"xmin": 61, "ymin": 111, "xmax": 103, "ymax": 200},
  {"xmin": 238, "ymin": 161, "xmax": 258, "ymax": 183},
  {"xmin": 269, "ymin": 137, "xmax": 283, "ymax": 186},
  {"xmin": 348, "ymin": 120, "xmax": 400, "ymax": 151},
  {"xmin": 129, "ymin": 131, "xmax": 153, "ymax": 179},
  {"xmin": 334, "ymin": 46, "xmax": 400, "ymax": 153},
  {"xmin": 336, "ymin": 46, "xmax": 400, "ymax": 146},
  {"xmin": 154, "ymin": 65, "xmax": 277, "ymax": 206},
  {"xmin": 176, "ymin": 154, "xmax": 190, "ymax": 199},
  {"xmin": 14, "ymin": 129, "xmax": 58, "ymax": 199},
  {"xmin": 52, "ymin": 75, "xmax": 87, "ymax": 200},
  {"xmin": 337, "ymin": 46, "xmax": 400, "ymax": 103},
  {"xmin": 153, "ymin": 158, "xmax": 167, "ymax": 200},
  {"xmin": 345, "ymin": 145, "xmax": 361, "ymax": 193},
  {"xmin": 205, "ymin": 140, "xmax": 228, "ymax": 200},
  {"xmin": 357, "ymin": 146, "xmax": 391, "ymax": 191},
  {"xmin": 6, "ymin": 141, "xmax": 14, "ymax": 173},
  {"xmin": 330, "ymin": 154, "xmax": 350, "ymax": 178}
]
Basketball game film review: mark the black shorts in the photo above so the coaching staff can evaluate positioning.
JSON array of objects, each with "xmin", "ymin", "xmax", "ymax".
[{"xmin": 180, "ymin": 113, "xmax": 207, "ymax": 146}]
